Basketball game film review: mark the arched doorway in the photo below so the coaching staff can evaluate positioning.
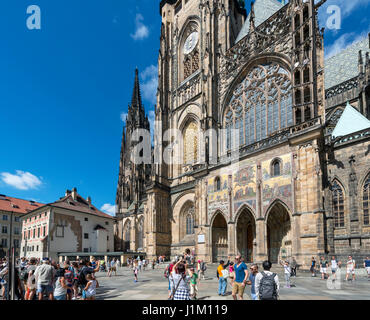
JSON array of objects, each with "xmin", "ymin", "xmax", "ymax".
[
  {"xmin": 236, "ymin": 208, "xmax": 256, "ymax": 262},
  {"xmin": 266, "ymin": 202, "xmax": 292, "ymax": 263},
  {"xmin": 212, "ymin": 212, "xmax": 228, "ymax": 263}
]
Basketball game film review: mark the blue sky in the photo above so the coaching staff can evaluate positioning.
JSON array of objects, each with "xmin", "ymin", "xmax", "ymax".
[{"xmin": 0, "ymin": 0, "xmax": 369, "ymax": 215}]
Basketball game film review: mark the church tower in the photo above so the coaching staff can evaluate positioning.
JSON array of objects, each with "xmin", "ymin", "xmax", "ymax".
[
  {"xmin": 115, "ymin": 69, "xmax": 151, "ymax": 251},
  {"xmin": 143, "ymin": 0, "xmax": 247, "ymax": 258}
]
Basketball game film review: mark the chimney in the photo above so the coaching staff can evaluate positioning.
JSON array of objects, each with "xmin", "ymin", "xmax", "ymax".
[
  {"xmin": 87, "ymin": 196, "xmax": 91, "ymax": 204},
  {"xmin": 72, "ymin": 188, "xmax": 77, "ymax": 200},
  {"xmin": 65, "ymin": 189, "xmax": 71, "ymax": 197}
]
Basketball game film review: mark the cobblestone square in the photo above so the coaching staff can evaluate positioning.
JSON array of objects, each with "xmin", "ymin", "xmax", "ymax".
[{"xmin": 95, "ymin": 264, "xmax": 370, "ymax": 300}]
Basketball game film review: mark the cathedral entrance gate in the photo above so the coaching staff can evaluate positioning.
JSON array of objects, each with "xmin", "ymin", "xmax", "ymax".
[
  {"xmin": 211, "ymin": 212, "xmax": 228, "ymax": 263},
  {"xmin": 266, "ymin": 202, "xmax": 292, "ymax": 263},
  {"xmin": 236, "ymin": 208, "xmax": 256, "ymax": 263}
]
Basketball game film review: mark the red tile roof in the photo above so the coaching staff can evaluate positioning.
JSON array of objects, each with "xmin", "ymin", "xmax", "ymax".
[
  {"xmin": 49, "ymin": 194, "xmax": 114, "ymax": 219},
  {"xmin": 0, "ymin": 195, "xmax": 44, "ymax": 214}
]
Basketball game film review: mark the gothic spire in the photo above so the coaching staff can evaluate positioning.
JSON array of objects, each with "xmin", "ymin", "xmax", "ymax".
[{"xmin": 131, "ymin": 68, "xmax": 143, "ymax": 110}]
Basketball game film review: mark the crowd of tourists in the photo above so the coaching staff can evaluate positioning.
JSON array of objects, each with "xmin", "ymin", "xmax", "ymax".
[
  {"xmin": 1, "ymin": 254, "xmax": 370, "ymax": 301},
  {"xmin": 164, "ymin": 254, "xmax": 370, "ymax": 301},
  {"xmin": 0, "ymin": 256, "xmax": 100, "ymax": 300}
]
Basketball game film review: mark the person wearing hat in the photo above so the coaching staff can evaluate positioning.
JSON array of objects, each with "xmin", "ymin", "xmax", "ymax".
[{"xmin": 34, "ymin": 258, "xmax": 55, "ymax": 300}]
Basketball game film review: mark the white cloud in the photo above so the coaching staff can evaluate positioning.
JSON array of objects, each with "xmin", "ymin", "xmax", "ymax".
[
  {"xmin": 317, "ymin": 0, "xmax": 369, "ymax": 29},
  {"xmin": 130, "ymin": 14, "xmax": 149, "ymax": 41},
  {"xmin": 1, "ymin": 170, "xmax": 42, "ymax": 190},
  {"xmin": 141, "ymin": 65, "xmax": 158, "ymax": 105},
  {"xmin": 100, "ymin": 203, "xmax": 116, "ymax": 216}
]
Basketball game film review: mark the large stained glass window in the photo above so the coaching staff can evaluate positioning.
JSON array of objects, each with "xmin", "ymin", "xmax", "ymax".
[
  {"xmin": 183, "ymin": 121, "xmax": 198, "ymax": 164},
  {"xmin": 332, "ymin": 181, "xmax": 345, "ymax": 228},
  {"xmin": 224, "ymin": 63, "xmax": 293, "ymax": 150}
]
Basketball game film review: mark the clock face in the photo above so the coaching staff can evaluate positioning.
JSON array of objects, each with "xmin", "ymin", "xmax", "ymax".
[{"xmin": 183, "ymin": 32, "xmax": 199, "ymax": 55}]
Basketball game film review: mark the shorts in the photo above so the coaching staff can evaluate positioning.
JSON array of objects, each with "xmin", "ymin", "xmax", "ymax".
[
  {"xmin": 36, "ymin": 284, "xmax": 53, "ymax": 295},
  {"xmin": 190, "ymin": 284, "xmax": 198, "ymax": 296},
  {"xmin": 320, "ymin": 268, "xmax": 327, "ymax": 274},
  {"xmin": 346, "ymin": 269, "xmax": 355, "ymax": 274},
  {"xmin": 331, "ymin": 268, "xmax": 337, "ymax": 273},
  {"xmin": 111, "ymin": 267, "xmax": 116, "ymax": 271},
  {"xmin": 232, "ymin": 282, "xmax": 245, "ymax": 296},
  {"xmin": 54, "ymin": 294, "xmax": 66, "ymax": 300},
  {"xmin": 366, "ymin": 267, "xmax": 370, "ymax": 275}
]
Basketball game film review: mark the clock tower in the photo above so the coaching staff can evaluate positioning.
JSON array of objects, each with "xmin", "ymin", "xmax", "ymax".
[{"xmin": 143, "ymin": 0, "xmax": 246, "ymax": 259}]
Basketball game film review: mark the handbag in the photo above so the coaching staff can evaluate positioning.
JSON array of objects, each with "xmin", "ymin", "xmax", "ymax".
[{"xmin": 221, "ymin": 269, "xmax": 229, "ymax": 278}]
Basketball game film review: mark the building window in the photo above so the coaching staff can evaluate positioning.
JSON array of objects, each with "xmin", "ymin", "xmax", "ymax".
[
  {"xmin": 303, "ymin": 68, "xmax": 310, "ymax": 83},
  {"xmin": 304, "ymin": 106, "xmax": 311, "ymax": 121},
  {"xmin": 105, "ymin": 222, "xmax": 109, "ymax": 226},
  {"xmin": 56, "ymin": 226, "xmax": 64, "ymax": 237},
  {"xmin": 83, "ymin": 248, "xmax": 89, "ymax": 253},
  {"xmin": 183, "ymin": 121, "xmax": 199, "ymax": 164},
  {"xmin": 294, "ymin": 70, "xmax": 301, "ymax": 85},
  {"xmin": 304, "ymin": 87, "xmax": 311, "ymax": 103},
  {"xmin": 271, "ymin": 159, "xmax": 282, "ymax": 177},
  {"xmin": 294, "ymin": 14, "xmax": 300, "ymax": 29},
  {"xmin": 2, "ymin": 226, "xmax": 7, "ymax": 234},
  {"xmin": 36, "ymin": 245, "xmax": 39, "ymax": 251},
  {"xmin": 33, "ymin": 228, "xmax": 36, "ymax": 238},
  {"xmin": 303, "ymin": 6, "xmax": 309, "ymax": 21},
  {"xmin": 186, "ymin": 213, "xmax": 194, "ymax": 235},
  {"xmin": 37, "ymin": 227, "xmax": 40, "ymax": 238},
  {"xmin": 214, "ymin": 177, "xmax": 221, "ymax": 191},
  {"xmin": 84, "ymin": 233, "xmax": 89, "ymax": 239},
  {"xmin": 224, "ymin": 63, "xmax": 293, "ymax": 151},
  {"xmin": 3, "ymin": 215, "xmax": 8, "ymax": 221},
  {"xmin": 14, "ymin": 216, "xmax": 20, "ymax": 222},
  {"xmin": 332, "ymin": 181, "xmax": 345, "ymax": 228},
  {"xmin": 1, "ymin": 238, "xmax": 8, "ymax": 247},
  {"xmin": 85, "ymin": 218, "xmax": 88, "ymax": 222},
  {"xmin": 14, "ymin": 239, "xmax": 20, "ymax": 249},
  {"xmin": 28, "ymin": 230, "xmax": 31, "ymax": 239},
  {"xmin": 43, "ymin": 226, "xmax": 46, "ymax": 236},
  {"xmin": 107, "ymin": 236, "xmax": 109, "ymax": 241},
  {"xmin": 14, "ymin": 227, "xmax": 20, "ymax": 235},
  {"xmin": 363, "ymin": 175, "xmax": 370, "ymax": 225}
]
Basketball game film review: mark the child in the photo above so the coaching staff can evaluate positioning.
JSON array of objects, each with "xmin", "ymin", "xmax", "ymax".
[
  {"xmin": 84, "ymin": 274, "xmax": 99, "ymax": 300},
  {"xmin": 280, "ymin": 260, "xmax": 291, "ymax": 288},
  {"xmin": 188, "ymin": 267, "xmax": 198, "ymax": 300}
]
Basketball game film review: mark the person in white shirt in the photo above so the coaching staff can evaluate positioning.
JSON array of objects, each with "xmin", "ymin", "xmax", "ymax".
[
  {"xmin": 255, "ymin": 261, "xmax": 280, "ymax": 300},
  {"xmin": 345, "ymin": 256, "xmax": 356, "ymax": 281},
  {"xmin": 330, "ymin": 256, "xmax": 339, "ymax": 281},
  {"xmin": 280, "ymin": 260, "xmax": 291, "ymax": 288}
]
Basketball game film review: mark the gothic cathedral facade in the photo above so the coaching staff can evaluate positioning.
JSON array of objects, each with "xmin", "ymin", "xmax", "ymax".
[{"xmin": 115, "ymin": 0, "xmax": 370, "ymax": 268}]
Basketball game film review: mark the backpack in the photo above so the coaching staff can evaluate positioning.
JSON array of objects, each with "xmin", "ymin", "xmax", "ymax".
[
  {"xmin": 20, "ymin": 268, "xmax": 29, "ymax": 281},
  {"xmin": 259, "ymin": 272, "xmax": 277, "ymax": 300},
  {"xmin": 201, "ymin": 262, "xmax": 207, "ymax": 271},
  {"xmin": 78, "ymin": 266, "xmax": 91, "ymax": 285}
]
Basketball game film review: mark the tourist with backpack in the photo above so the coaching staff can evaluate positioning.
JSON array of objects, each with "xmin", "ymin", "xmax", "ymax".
[
  {"xmin": 255, "ymin": 260, "xmax": 280, "ymax": 300},
  {"xmin": 165, "ymin": 261, "xmax": 175, "ymax": 299},
  {"xmin": 78, "ymin": 259, "xmax": 100, "ymax": 299}
]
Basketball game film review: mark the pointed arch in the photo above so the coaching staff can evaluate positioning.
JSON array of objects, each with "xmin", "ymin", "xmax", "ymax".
[
  {"xmin": 331, "ymin": 179, "xmax": 345, "ymax": 228},
  {"xmin": 265, "ymin": 199, "xmax": 292, "ymax": 263},
  {"xmin": 362, "ymin": 172, "xmax": 370, "ymax": 226}
]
